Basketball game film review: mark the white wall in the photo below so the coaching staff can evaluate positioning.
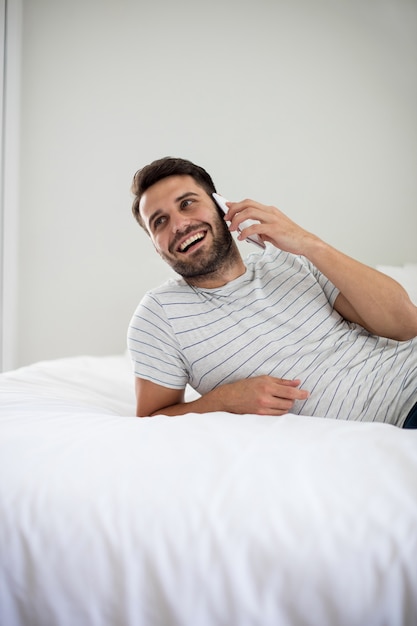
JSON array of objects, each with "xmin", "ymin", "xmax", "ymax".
[
  {"xmin": 0, "ymin": 0, "xmax": 21, "ymax": 372},
  {"xmin": 15, "ymin": 0, "xmax": 417, "ymax": 367},
  {"xmin": 0, "ymin": 0, "xmax": 6, "ymax": 372}
]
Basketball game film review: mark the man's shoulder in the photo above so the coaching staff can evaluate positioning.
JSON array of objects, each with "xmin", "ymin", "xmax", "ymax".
[
  {"xmin": 245, "ymin": 245, "xmax": 303, "ymax": 272},
  {"xmin": 148, "ymin": 275, "xmax": 186, "ymax": 295},
  {"xmin": 140, "ymin": 275, "xmax": 191, "ymax": 308}
]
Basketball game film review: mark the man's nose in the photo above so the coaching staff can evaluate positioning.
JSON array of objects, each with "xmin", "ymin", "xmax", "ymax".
[{"xmin": 171, "ymin": 211, "xmax": 191, "ymax": 234}]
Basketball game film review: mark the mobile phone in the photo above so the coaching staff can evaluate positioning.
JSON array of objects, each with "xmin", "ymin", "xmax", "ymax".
[{"xmin": 212, "ymin": 193, "xmax": 265, "ymax": 249}]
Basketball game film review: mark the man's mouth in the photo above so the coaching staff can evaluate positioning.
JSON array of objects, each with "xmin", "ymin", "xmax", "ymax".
[{"xmin": 177, "ymin": 230, "xmax": 207, "ymax": 253}]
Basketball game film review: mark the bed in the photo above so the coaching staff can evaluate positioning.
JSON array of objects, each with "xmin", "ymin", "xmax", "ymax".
[{"xmin": 1, "ymin": 265, "xmax": 417, "ymax": 626}]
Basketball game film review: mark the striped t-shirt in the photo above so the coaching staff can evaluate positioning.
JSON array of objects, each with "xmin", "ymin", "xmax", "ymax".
[{"xmin": 127, "ymin": 247, "xmax": 416, "ymax": 426}]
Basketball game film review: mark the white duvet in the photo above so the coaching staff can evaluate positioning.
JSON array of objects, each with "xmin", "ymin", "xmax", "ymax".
[{"xmin": 1, "ymin": 354, "xmax": 416, "ymax": 626}]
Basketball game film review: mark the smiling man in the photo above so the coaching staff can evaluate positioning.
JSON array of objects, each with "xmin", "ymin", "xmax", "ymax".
[
  {"xmin": 127, "ymin": 156, "xmax": 417, "ymax": 427},
  {"xmin": 138, "ymin": 174, "xmax": 244, "ymax": 286}
]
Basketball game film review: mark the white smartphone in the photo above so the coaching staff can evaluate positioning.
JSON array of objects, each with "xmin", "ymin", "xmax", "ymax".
[{"xmin": 212, "ymin": 193, "xmax": 265, "ymax": 249}]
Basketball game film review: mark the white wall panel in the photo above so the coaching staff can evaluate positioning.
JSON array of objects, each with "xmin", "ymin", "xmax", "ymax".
[{"xmin": 1, "ymin": 0, "xmax": 21, "ymax": 371}]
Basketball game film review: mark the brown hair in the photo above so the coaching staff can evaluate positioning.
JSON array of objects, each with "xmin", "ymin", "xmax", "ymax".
[{"xmin": 131, "ymin": 157, "xmax": 217, "ymax": 230}]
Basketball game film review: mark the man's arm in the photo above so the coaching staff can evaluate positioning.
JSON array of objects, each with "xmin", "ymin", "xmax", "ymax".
[
  {"xmin": 316, "ymin": 244, "xmax": 417, "ymax": 341},
  {"xmin": 226, "ymin": 200, "xmax": 417, "ymax": 341},
  {"xmin": 135, "ymin": 376, "xmax": 309, "ymax": 417}
]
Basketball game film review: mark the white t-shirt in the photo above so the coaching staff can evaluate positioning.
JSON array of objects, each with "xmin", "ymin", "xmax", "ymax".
[{"xmin": 128, "ymin": 247, "xmax": 416, "ymax": 426}]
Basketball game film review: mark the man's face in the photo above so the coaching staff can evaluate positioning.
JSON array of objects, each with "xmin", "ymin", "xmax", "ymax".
[{"xmin": 139, "ymin": 175, "xmax": 233, "ymax": 279}]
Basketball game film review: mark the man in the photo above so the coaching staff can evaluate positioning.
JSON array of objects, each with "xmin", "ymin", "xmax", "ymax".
[{"xmin": 127, "ymin": 157, "xmax": 417, "ymax": 427}]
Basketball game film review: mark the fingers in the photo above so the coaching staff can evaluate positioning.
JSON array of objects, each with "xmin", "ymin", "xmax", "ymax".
[
  {"xmin": 224, "ymin": 200, "xmax": 287, "ymax": 248},
  {"xmin": 225, "ymin": 199, "xmax": 314, "ymax": 256},
  {"xmin": 224, "ymin": 199, "xmax": 270, "ymax": 231},
  {"xmin": 253, "ymin": 376, "xmax": 310, "ymax": 416},
  {"xmin": 274, "ymin": 378, "xmax": 310, "ymax": 401},
  {"xmin": 223, "ymin": 375, "xmax": 309, "ymax": 416},
  {"xmin": 224, "ymin": 200, "xmax": 274, "ymax": 246},
  {"xmin": 266, "ymin": 376, "xmax": 310, "ymax": 400}
]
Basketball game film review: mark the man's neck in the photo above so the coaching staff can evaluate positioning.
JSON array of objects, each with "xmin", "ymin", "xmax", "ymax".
[
  {"xmin": 184, "ymin": 246, "xmax": 246, "ymax": 289},
  {"xmin": 185, "ymin": 264, "xmax": 246, "ymax": 289}
]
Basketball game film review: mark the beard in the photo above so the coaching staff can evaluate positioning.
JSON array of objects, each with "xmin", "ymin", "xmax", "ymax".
[{"xmin": 160, "ymin": 216, "xmax": 236, "ymax": 281}]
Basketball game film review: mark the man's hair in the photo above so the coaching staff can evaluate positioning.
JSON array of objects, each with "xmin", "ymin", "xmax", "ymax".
[{"xmin": 131, "ymin": 157, "xmax": 217, "ymax": 230}]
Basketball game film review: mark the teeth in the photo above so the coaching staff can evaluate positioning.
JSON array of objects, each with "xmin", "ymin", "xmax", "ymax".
[{"xmin": 180, "ymin": 232, "xmax": 204, "ymax": 252}]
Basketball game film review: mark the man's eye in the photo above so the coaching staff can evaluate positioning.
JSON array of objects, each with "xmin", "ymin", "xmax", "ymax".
[
  {"xmin": 154, "ymin": 216, "xmax": 167, "ymax": 229},
  {"xmin": 180, "ymin": 199, "xmax": 193, "ymax": 209}
]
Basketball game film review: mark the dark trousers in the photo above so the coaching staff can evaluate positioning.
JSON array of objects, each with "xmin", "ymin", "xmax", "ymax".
[{"xmin": 403, "ymin": 402, "xmax": 417, "ymax": 429}]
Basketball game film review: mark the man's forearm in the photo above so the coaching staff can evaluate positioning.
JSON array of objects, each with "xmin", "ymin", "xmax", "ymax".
[
  {"xmin": 150, "ymin": 376, "xmax": 309, "ymax": 417},
  {"xmin": 149, "ymin": 390, "xmax": 223, "ymax": 416},
  {"xmin": 226, "ymin": 199, "xmax": 417, "ymax": 341},
  {"xmin": 304, "ymin": 238, "xmax": 417, "ymax": 341}
]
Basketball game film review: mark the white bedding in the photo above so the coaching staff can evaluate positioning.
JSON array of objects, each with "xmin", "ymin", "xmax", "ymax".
[{"xmin": 1, "ymin": 353, "xmax": 417, "ymax": 626}]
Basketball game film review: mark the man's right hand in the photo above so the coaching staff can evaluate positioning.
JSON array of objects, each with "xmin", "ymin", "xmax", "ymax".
[
  {"xmin": 212, "ymin": 376, "xmax": 310, "ymax": 416},
  {"xmin": 135, "ymin": 375, "xmax": 309, "ymax": 417}
]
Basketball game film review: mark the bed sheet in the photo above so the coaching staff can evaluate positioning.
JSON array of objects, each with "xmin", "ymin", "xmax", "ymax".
[
  {"xmin": 1, "ymin": 354, "xmax": 417, "ymax": 626},
  {"xmin": 0, "ymin": 353, "xmax": 137, "ymax": 415}
]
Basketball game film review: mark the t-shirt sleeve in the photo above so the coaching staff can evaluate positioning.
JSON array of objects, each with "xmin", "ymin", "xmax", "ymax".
[
  {"xmin": 299, "ymin": 256, "xmax": 340, "ymax": 307},
  {"xmin": 127, "ymin": 292, "xmax": 189, "ymax": 389}
]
